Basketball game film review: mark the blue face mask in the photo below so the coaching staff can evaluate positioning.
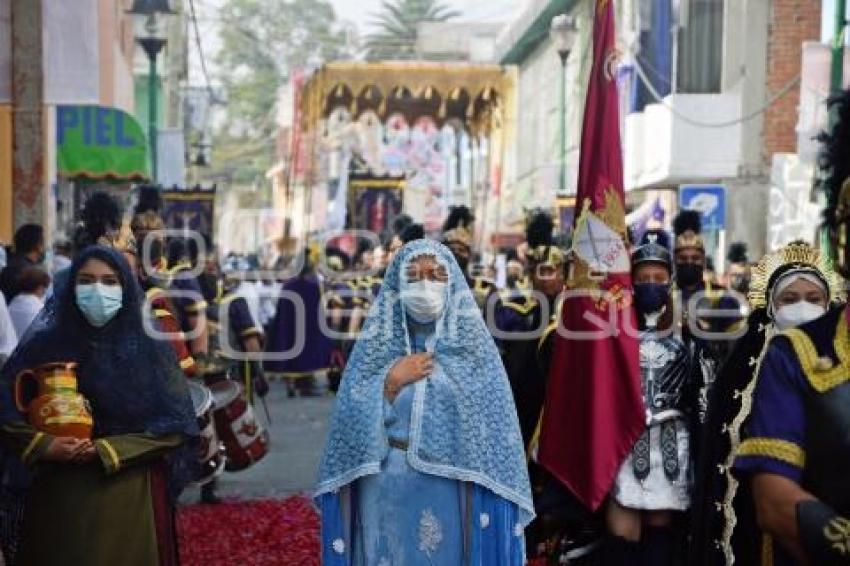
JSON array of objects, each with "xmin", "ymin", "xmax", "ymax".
[
  {"xmin": 75, "ymin": 283, "xmax": 123, "ymax": 328},
  {"xmin": 633, "ymin": 282, "xmax": 670, "ymax": 314}
]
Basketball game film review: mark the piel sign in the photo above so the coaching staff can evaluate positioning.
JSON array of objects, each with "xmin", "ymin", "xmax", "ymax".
[{"xmin": 57, "ymin": 106, "xmax": 137, "ymax": 147}]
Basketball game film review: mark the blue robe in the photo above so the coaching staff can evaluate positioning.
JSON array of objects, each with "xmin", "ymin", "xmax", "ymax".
[
  {"xmin": 264, "ymin": 274, "xmax": 331, "ymax": 376},
  {"xmin": 319, "ymin": 319, "xmax": 525, "ymax": 565}
]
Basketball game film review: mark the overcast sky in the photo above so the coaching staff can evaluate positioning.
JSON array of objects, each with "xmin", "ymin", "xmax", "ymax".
[
  {"xmin": 331, "ymin": 0, "xmax": 522, "ymax": 35},
  {"xmin": 190, "ymin": 0, "xmax": 840, "ymax": 87}
]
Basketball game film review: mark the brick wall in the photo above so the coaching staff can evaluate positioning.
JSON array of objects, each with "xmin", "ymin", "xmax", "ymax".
[{"xmin": 763, "ymin": 0, "xmax": 822, "ymax": 160}]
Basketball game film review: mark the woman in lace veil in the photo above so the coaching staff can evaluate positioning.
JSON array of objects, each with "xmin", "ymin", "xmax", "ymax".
[{"xmin": 316, "ymin": 239, "xmax": 533, "ymax": 565}]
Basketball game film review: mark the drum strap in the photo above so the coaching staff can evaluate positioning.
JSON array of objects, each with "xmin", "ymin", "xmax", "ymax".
[{"xmin": 244, "ymin": 361, "xmax": 252, "ymax": 405}]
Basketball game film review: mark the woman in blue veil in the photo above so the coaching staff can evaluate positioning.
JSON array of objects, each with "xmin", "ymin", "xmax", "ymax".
[
  {"xmin": 0, "ymin": 246, "xmax": 197, "ymax": 566},
  {"xmin": 316, "ymin": 239, "xmax": 533, "ymax": 565}
]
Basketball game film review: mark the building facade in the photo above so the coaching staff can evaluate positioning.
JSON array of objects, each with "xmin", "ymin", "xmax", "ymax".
[
  {"xmin": 498, "ymin": 0, "xmax": 823, "ymax": 267},
  {"xmin": 0, "ymin": 0, "xmax": 142, "ymax": 242}
]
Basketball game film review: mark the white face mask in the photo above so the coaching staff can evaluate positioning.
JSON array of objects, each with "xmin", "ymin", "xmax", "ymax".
[
  {"xmin": 773, "ymin": 301, "xmax": 826, "ymax": 331},
  {"xmin": 402, "ymin": 280, "xmax": 447, "ymax": 323}
]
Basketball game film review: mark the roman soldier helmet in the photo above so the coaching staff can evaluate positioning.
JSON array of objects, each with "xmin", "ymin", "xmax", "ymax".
[
  {"xmin": 673, "ymin": 209, "xmax": 705, "ymax": 253},
  {"xmin": 441, "ymin": 205, "xmax": 475, "ymax": 251},
  {"xmin": 820, "ymin": 89, "xmax": 850, "ymax": 278},
  {"xmin": 631, "ymin": 230, "xmax": 673, "ymax": 274},
  {"xmin": 525, "ymin": 209, "xmax": 565, "ymax": 268}
]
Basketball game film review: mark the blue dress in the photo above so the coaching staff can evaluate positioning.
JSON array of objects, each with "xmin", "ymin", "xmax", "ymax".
[
  {"xmin": 355, "ymin": 321, "xmax": 465, "ymax": 565},
  {"xmin": 319, "ymin": 318, "xmax": 526, "ymax": 565}
]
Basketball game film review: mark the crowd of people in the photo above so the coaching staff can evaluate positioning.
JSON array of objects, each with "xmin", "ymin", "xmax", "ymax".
[{"xmin": 0, "ymin": 98, "xmax": 849, "ymax": 565}]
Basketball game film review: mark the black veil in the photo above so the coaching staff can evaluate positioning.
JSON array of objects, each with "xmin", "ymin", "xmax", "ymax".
[{"xmin": 0, "ymin": 246, "xmax": 198, "ymax": 496}]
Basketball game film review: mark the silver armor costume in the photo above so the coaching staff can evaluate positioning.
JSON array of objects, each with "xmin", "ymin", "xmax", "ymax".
[{"xmin": 613, "ymin": 329, "xmax": 693, "ymax": 511}]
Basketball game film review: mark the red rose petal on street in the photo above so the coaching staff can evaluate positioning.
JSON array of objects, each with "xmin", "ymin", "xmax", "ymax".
[{"xmin": 177, "ymin": 496, "xmax": 320, "ymax": 565}]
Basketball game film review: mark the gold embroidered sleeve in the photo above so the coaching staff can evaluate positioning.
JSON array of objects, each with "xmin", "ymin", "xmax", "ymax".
[
  {"xmin": 94, "ymin": 433, "xmax": 185, "ymax": 475},
  {"xmin": 737, "ymin": 437, "xmax": 805, "ymax": 469}
]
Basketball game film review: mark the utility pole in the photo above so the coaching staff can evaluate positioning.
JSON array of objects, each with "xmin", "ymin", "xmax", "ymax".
[{"xmin": 10, "ymin": 0, "xmax": 47, "ymax": 230}]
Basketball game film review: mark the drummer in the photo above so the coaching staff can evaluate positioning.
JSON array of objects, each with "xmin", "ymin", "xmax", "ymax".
[
  {"xmin": 130, "ymin": 211, "xmax": 197, "ymax": 378},
  {"xmin": 166, "ymin": 238, "xmax": 210, "ymax": 366},
  {"xmin": 208, "ymin": 261, "xmax": 266, "ymax": 399},
  {"xmin": 201, "ymin": 261, "xmax": 268, "ymax": 504}
]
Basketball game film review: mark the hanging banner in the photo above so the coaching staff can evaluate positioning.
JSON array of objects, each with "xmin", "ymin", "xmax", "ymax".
[
  {"xmin": 161, "ymin": 188, "xmax": 216, "ymax": 243},
  {"xmin": 347, "ymin": 177, "xmax": 404, "ymax": 239},
  {"xmin": 57, "ymin": 105, "xmax": 149, "ymax": 181}
]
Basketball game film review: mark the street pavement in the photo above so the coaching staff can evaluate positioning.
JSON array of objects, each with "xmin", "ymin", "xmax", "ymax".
[{"xmin": 180, "ymin": 382, "xmax": 335, "ymax": 504}]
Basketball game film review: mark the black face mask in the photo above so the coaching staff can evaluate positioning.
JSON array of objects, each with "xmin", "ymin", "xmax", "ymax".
[
  {"xmin": 676, "ymin": 263, "xmax": 703, "ymax": 288},
  {"xmin": 633, "ymin": 283, "xmax": 670, "ymax": 314}
]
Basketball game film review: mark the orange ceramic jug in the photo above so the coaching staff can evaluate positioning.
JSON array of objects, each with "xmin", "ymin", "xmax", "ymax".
[{"xmin": 14, "ymin": 362, "xmax": 93, "ymax": 439}]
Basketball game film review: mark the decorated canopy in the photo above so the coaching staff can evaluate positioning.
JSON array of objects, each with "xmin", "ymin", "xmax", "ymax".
[
  {"xmin": 302, "ymin": 62, "xmax": 512, "ymax": 134},
  {"xmin": 57, "ymin": 105, "xmax": 150, "ymax": 181}
]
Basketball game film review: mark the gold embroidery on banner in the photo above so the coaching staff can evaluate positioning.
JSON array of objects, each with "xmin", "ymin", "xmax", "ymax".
[
  {"xmin": 824, "ymin": 516, "xmax": 850, "ymax": 555},
  {"xmin": 567, "ymin": 189, "xmax": 630, "ymax": 312},
  {"xmin": 737, "ymin": 438, "xmax": 805, "ymax": 468},
  {"xmin": 596, "ymin": 188, "xmax": 627, "ymax": 236}
]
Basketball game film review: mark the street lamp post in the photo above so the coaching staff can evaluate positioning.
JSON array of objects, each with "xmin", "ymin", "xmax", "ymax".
[
  {"xmin": 831, "ymin": 0, "xmax": 847, "ymax": 96},
  {"xmin": 550, "ymin": 14, "xmax": 578, "ymax": 198},
  {"xmin": 128, "ymin": 0, "xmax": 173, "ymax": 183}
]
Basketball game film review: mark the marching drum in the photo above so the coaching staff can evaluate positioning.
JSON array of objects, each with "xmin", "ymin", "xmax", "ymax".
[
  {"xmin": 208, "ymin": 380, "xmax": 269, "ymax": 471},
  {"xmin": 188, "ymin": 380, "xmax": 225, "ymax": 485}
]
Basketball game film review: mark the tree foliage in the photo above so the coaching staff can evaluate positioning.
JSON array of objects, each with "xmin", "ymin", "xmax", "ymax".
[
  {"xmin": 207, "ymin": 0, "xmax": 349, "ymax": 185},
  {"xmin": 364, "ymin": 0, "xmax": 462, "ymax": 61}
]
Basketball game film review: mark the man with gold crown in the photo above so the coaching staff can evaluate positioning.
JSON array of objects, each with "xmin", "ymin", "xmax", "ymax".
[
  {"xmin": 729, "ymin": 89, "xmax": 850, "ymax": 565},
  {"xmin": 690, "ymin": 241, "xmax": 843, "ymax": 565}
]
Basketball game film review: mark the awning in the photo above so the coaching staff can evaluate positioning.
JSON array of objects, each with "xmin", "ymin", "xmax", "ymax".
[{"xmin": 57, "ymin": 105, "xmax": 150, "ymax": 181}]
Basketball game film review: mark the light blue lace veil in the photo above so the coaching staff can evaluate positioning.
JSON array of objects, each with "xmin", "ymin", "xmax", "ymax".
[{"xmin": 315, "ymin": 239, "xmax": 534, "ymax": 524}]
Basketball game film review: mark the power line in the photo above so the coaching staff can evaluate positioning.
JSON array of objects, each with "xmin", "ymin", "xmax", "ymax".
[
  {"xmin": 188, "ymin": 0, "xmax": 217, "ymax": 101},
  {"xmin": 631, "ymin": 57, "xmax": 801, "ymax": 128}
]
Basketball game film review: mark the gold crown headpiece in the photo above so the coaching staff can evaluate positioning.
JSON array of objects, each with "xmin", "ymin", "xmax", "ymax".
[
  {"xmin": 674, "ymin": 230, "xmax": 705, "ymax": 252},
  {"xmin": 442, "ymin": 226, "xmax": 473, "ymax": 249},
  {"xmin": 748, "ymin": 242, "xmax": 845, "ymax": 309},
  {"xmin": 130, "ymin": 210, "xmax": 165, "ymax": 235},
  {"xmin": 98, "ymin": 223, "xmax": 138, "ymax": 256},
  {"xmin": 527, "ymin": 245, "xmax": 565, "ymax": 267}
]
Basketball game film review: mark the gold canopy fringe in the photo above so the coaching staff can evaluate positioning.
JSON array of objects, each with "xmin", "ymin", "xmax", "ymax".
[{"xmin": 302, "ymin": 61, "xmax": 512, "ymax": 134}]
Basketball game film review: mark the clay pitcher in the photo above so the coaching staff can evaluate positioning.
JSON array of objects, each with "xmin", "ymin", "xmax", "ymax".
[{"xmin": 14, "ymin": 362, "xmax": 93, "ymax": 439}]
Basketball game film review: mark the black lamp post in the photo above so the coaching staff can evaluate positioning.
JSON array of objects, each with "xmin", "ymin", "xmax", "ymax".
[{"xmin": 128, "ymin": 0, "xmax": 174, "ymax": 183}]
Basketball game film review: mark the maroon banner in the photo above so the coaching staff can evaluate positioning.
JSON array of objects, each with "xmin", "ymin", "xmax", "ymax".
[{"xmin": 538, "ymin": 0, "xmax": 645, "ymax": 512}]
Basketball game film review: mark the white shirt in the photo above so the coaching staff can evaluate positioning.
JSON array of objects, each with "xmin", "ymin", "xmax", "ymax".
[
  {"xmin": 0, "ymin": 293, "xmax": 17, "ymax": 358},
  {"xmin": 52, "ymin": 254, "xmax": 72, "ymax": 275},
  {"xmin": 8, "ymin": 293, "xmax": 44, "ymax": 340}
]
